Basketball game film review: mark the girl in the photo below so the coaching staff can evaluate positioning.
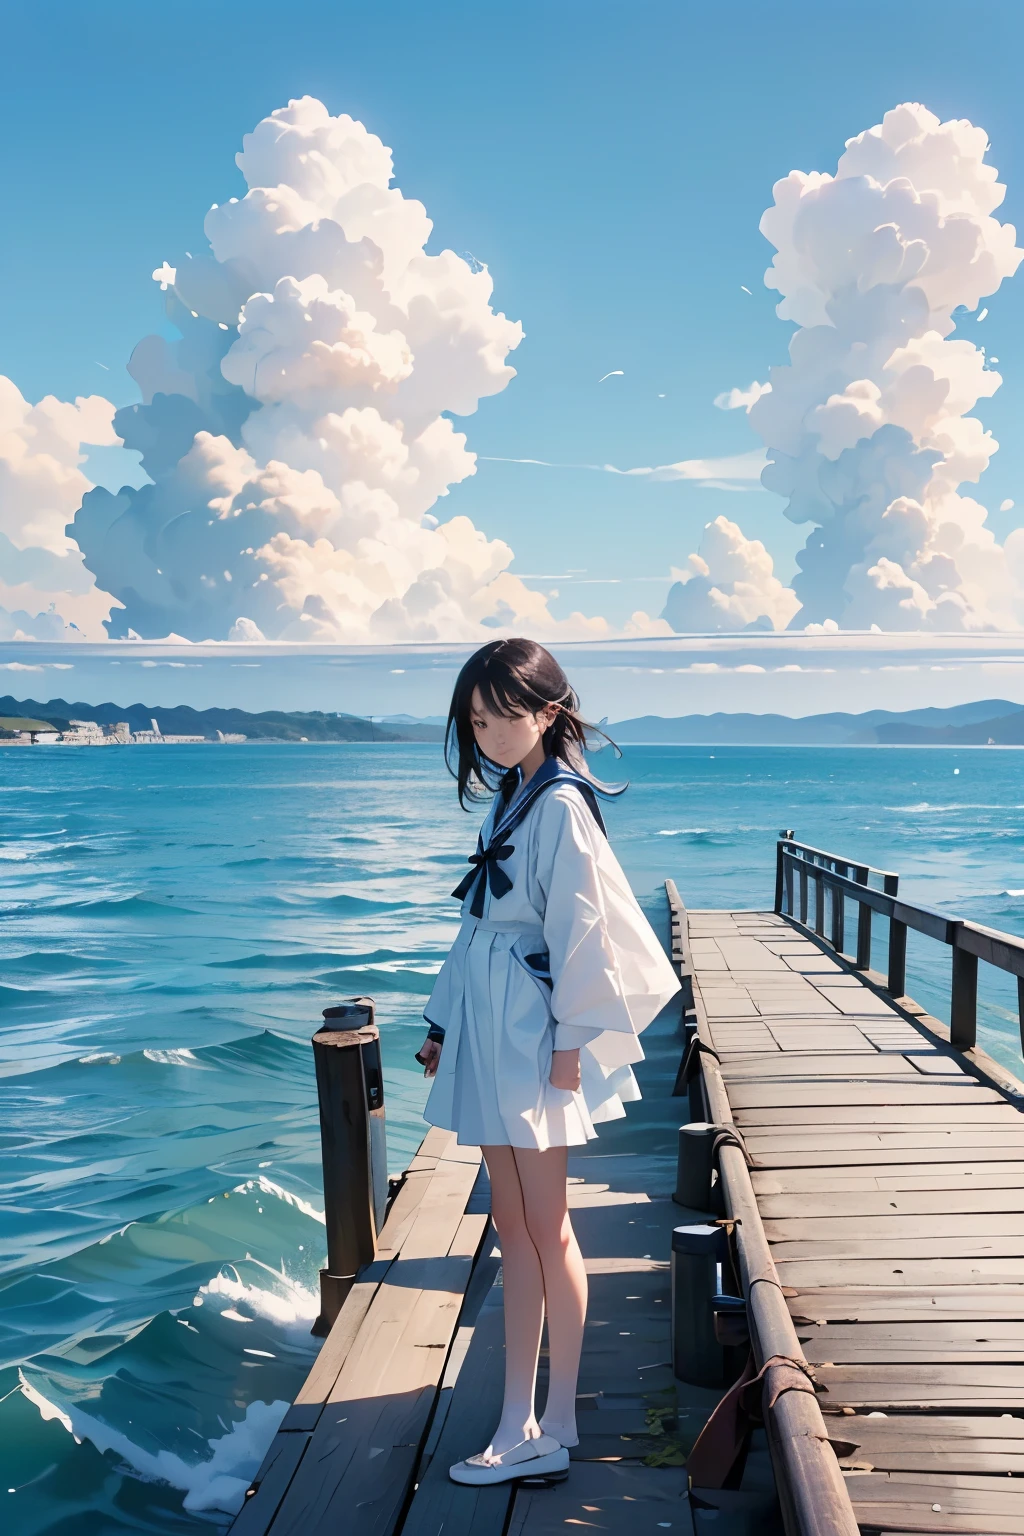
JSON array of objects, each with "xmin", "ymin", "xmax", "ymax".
[{"xmin": 416, "ymin": 638, "xmax": 680, "ymax": 1486}]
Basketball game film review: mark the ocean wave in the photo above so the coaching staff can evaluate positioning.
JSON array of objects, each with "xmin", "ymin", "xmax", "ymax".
[
  {"xmin": 200, "ymin": 1253, "xmax": 321, "ymax": 1326},
  {"xmin": 143, "ymin": 1048, "xmax": 205, "ymax": 1067},
  {"xmin": 2, "ymin": 893, "xmax": 201, "ymax": 920},
  {"xmin": 272, "ymin": 890, "xmax": 414, "ymax": 914},
  {"xmin": 207, "ymin": 947, "xmax": 406, "ymax": 970},
  {"xmin": 886, "ymin": 801, "xmax": 1013, "ymax": 814},
  {"xmin": 18, "ymin": 1369, "xmax": 287, "ymax": 1515}
]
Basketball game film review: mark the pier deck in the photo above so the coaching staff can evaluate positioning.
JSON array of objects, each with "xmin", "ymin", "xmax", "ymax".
[
  {"xmin": 237, "ymin": 856, "xmax": 1024, "ymax": 1536},
  {"xmin": 683, "ymin": 898, "xmax": 1024, "ymax": 1536}
]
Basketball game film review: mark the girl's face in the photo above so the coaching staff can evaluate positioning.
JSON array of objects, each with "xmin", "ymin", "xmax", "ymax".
[{"xmin": 469, "ymin": 686, "xmax": 557, "ymax": 770}]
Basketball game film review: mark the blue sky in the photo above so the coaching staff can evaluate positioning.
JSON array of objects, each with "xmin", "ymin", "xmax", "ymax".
[{"xmin": 2, "ymin": 0, "xmax": 1023, "ymax": 636}]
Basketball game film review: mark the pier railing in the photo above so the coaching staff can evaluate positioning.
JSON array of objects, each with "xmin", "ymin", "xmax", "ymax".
[{"xmin": 776, "ymin": 833, "xmax": 1024, "ymax": 1051}]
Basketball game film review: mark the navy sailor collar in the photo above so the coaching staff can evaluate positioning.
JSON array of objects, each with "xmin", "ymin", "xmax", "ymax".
[
  {"xmin": 452, "ymin": 756, "xmax": 625, "ymax": 917},
  {"xmin": 491, "ymin": 755, "xmax": 623, "ymax": 841}
]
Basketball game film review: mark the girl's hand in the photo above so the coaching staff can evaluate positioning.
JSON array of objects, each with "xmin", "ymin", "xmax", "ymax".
[
  {"xmin": 549, "ymin": 1048, "xmax": 581, "ymax": 1092},
  {"xmin": 417, "ymin": 1037, "xmax": 442, "ymax": 1077}
]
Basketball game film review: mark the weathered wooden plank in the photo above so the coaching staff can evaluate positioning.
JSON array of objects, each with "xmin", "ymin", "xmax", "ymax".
[
  {"xmin": 818, "ymin": 1362, "xmax": 1024, "ymax": 1405},
  {"xmin": 760, "ymin": 1188, "xmax": 1024, "ymax": 1219},
  {"xmin": 505, "ymin": 1460, "xmax": 689, "ymax": 1536},
  {"xmin": 846, "ymin": 1471, "xmax": 1024, "ymax": 1534},
  {"xmin": 739, "ymin": 1104, "xmax": 1021, "ymax": 1127},
  {"xmin": 831, "ymin": 1414, "xmax": 1024, "ymax": 1476},
  {"xmin": 400, "ymin": 1269, "xmax": 511, "ymax": 1536},
  {"xmin": 753, "ymin": 1143, "xmax": 1024, "ymax": 1169},
  {"xmin": 806, "ymin": 1320, "xmax": 1024, "ymax": 1342},
  {"xmin": 723, "ymin": 1056, "xmax": 937, "ymax": 1079},
  {"xmin": 729, "ymin": 1082, "xmax": 998, "ymax": 1108},
  {"xmin": 268, "ymin": 1260, "xmax": 472, "ymax": 1535},
  {"xmin": 777, "ymin": 1257, "xmax": 1024, "ymax": 1287},
  {"xmin": 232, "ymin": 1432, "xmax": 312, "ymax": 1536},
  {"xmin": 767, "ymin": 1211, "xmax": 1024, "ymax": 1242},
  {"xmin": 767, "ymin": 1027, "xmax": 879, "ymax": 1051},
  {"xmin": 808, "ymin": 1340, "xmax": 1024, "ymax": 1363},
  {"xmin": 788, "ymin": 1287, "xmax": 1024, "ymax": 1323},
  {"xmin": 746, "ymin": 1122, "xmax": 1024, "ymax": 1143},
  {"xmin": 754, "ymin": 1164, "xmax": 1024, "ymax": 1193},
  {"xmin": 259, "ymin": 1145, "xmax": 483, "ymax": 1536},
  {"xmin": 772, "ymin": 1234, "xmax": 1024, "ymax": 1262}
]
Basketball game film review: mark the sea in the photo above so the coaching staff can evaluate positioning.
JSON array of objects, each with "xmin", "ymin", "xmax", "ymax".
[{"xmin": 2, "ymin": 741, "xmax": 1023, "ymax": 1534}]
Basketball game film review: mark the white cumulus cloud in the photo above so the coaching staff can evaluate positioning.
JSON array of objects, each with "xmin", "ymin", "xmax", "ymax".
[
  {"xmin": 750, "ymin": 101, "xmax": 1024, "ymax": 630},
  {"xmin": 713, "ymin": 380, "xmax": 771, "ymax": 412},
  {"xmin": 661, "ymin": 515, "xmax": 800, "ymax": 632},
  {"xmin": 0, "ymin": 378, "xmax": 121, "ymax": 640},
  {"xmin": 68, "ymin": 97, "xmax": 607, "ymax": 643}
]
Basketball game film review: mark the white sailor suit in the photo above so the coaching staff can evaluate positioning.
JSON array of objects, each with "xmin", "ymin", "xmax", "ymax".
[{"xmin": 422, "ymin": 758, "xmax": 681, "ymax": 1150}]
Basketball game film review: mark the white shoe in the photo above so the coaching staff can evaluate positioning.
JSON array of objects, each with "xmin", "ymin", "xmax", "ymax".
[{"xmin": 449, "ymin": 1433, "xmax": 570, "ymax": 1485}]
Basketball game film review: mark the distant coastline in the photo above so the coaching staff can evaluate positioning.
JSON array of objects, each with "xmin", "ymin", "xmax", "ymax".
[
  {"xmin": 3, "ymin": 693, "xmax": 1024, "ymax": 748},
  {"xmin": 0, "ymin": 695, "xmax": 445, "ymax": 746}
]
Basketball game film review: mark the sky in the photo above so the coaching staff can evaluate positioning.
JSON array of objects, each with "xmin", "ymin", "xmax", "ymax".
[{"xmin": 2, "ymin": 0, "xmax": 1024, "ymax": 713}]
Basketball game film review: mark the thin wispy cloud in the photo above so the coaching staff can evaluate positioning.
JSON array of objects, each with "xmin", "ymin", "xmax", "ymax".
[{"xmin": 479, "ymin": 449, "xmax": 767, "ymax": 488}]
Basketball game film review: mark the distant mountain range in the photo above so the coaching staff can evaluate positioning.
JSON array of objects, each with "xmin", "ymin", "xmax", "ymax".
[
  {"xmin": 5, "ymin": 694, "xmax": 1023, "ymax": 747},
  {"xmin": 0, "ymin": 696, "xmax": 446, "ymax": 743},
  {"xmin": 608, "ymin": 699, "xmax": 1024, "ymax": 745}
]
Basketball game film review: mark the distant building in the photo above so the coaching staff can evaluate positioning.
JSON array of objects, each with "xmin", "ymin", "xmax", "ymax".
[
  {"xmin": 107, "ymin": 722, "xmax": 131, "ymax": 743},
  {"xmin": 61, "ymin": 720, "xmax": 106, "ymax": 745},
  {"xmin": 216, "ymin": 730, "xmax": 247, "ymax": 743},
  {"xmin": 161, "ymin": 734, "xmax": 206, "ymax": 744}
]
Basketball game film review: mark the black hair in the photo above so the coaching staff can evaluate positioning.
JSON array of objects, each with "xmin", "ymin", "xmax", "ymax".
[{"xmin": 445, "ymin": 638, "xmax": 616, "ymax": 809}]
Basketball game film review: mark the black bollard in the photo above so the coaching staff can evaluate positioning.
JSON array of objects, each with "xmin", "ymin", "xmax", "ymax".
[
  {"xmin": 311, "ymin": 998, "xmax": 388, "ymax": 1336},
  {"xmin": 671, "ymin": 1223, "xmax": 729, "ymax": 1386},
  {"xmin": 674, "ymin": 1122, "xmax": 717, "ymax": 1210}
]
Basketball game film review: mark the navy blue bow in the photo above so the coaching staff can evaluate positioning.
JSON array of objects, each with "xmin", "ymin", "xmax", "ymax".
[
  {"xmin": 451, "ymin": 834, "xmax": 515, "ymax": 918},
  {"xmin": 450, "ymin": 757, "xmax": 625, "ymax": 920}
]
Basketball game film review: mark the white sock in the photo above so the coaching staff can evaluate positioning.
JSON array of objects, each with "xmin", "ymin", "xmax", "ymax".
[{"xmin": 538, "ymin": 1414, "xmax": 579, "ymax": 1448}]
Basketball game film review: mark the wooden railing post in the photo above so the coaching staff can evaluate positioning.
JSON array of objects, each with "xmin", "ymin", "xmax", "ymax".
[
  {"xmin": 888, "ymin": 917, "xmax": 907, "ymax": 998},
  {"xmin": 813, "ymin": 860, "xmax": 825, "ymax": 937},
  {"xmin": 831, "ymin": 863, "xmax": 846, "ymax": 953},
  {"xmin": 798, "ymin": 860, "xmax": 808, "ymax": 925},
  {"xmin": 1019, "ymin": 977, "xmax": 1024, "ymax": 1060},
  {"xmin": 311, "ymin": 998, "xmax": 388, "ymax": 1336},
  {"xmin": 950, "ymin": 944, "xmax": 979, "ymax": 1050},
  {"xmin": 774, "ymin": 831, "xmax": 794, "ymax": 913},
  {"xmin": 854, "ymin": 866, "xmax": 871, "ymax": 969}
]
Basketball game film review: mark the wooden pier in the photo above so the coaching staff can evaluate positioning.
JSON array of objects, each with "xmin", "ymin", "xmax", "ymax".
[{"xmin": 234, "ymin": 836, "xmax": 1024, "ymax": 1536}]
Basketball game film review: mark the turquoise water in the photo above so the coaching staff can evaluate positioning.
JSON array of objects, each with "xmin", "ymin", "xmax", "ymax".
[{"xmin": 2, "ymin": 742, "xmax": 1023, "ymax": 1533}]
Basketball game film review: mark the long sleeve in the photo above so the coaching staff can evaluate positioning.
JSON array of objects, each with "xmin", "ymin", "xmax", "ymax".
[{"xmin": 534, "ymin": 787, "xmax": 676, "ymax": 1053}]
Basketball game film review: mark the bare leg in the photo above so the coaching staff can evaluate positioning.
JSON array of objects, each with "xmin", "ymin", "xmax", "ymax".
[
  {"xmin": 514, "ymin": 1146, "xmax": 588, "ymax": 1446},
  {"xmin": 481, "ymin": 1145, "xmax": 545, "ymax": 1455}
]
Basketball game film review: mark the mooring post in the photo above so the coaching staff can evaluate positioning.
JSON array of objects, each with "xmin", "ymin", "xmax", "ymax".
[
  {"xmin": 674, "ymin": 1122, "xmax": 716, "ymax": 1209},
  {"xmin": 671, "ymin": 1223, "xmax": 728, "ymax": 1386},
  {"xmin": 311, "ymin": 998, "xmax": 388, "ymax": 1336}
]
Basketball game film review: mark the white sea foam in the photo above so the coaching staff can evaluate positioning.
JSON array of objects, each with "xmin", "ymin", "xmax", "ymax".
[
  {"xmin": 143, "ymin": 1048, "xmax": 201, "ymax": 1066},
  {"xmin": 19, "ymin": 1370, "xmax": 286, "ymax": 1515},
  {"xmin": 657, "ymin": 828, "xmax": 712, "ymax": 837},
  {"xmin": 198, "ymin": 1260, "xmax": 320, "ymax": 1334},
  {"xmin": 253, "ymin": 1174, "xmax": 326, "ymax": 1224}
]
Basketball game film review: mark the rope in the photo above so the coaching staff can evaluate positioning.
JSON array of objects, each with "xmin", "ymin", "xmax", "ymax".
[{"xmin": 679, "ymin": 1033, "xmax": 721, "ymax": 1084}]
